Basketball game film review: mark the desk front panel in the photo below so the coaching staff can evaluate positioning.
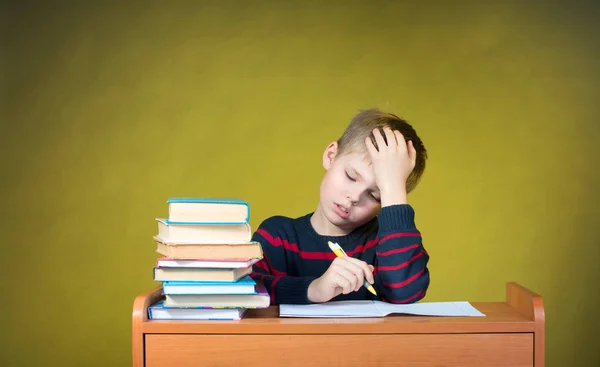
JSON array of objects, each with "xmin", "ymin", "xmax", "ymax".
[{"xmin": 145, "ymin": 333, "xmax": 533, "ymax": 367}]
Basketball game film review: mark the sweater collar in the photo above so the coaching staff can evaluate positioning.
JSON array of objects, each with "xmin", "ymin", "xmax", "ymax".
[{"xmin": 297, "ymin": 212, "xmax": 377, "ymax": 246}]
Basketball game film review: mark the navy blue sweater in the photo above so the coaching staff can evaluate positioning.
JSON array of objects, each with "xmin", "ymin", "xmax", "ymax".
[{"xmin": 250, "ymin": 204, "xmax": 430, "ymax": 304}]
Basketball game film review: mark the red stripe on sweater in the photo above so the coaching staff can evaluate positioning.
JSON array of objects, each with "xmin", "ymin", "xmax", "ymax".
[
  {"xmin": 388, "ymin": 289, "xmax": 423, "ymax": 304},
  {"xmin": 376, "ymin": 252, "xmax": 423, "ymax": 271},
  {"xmin": 263, "ymin": 256, "xmax": 286, "ymax": 276},
  {"xmin": 250, "ymin": 272, "xmax": 266, "ymax": 280},
  {"xmin": 257, "ymin": 228, "xmax": 282, "ymax": 246},
  {"xmin": 346, "ymin": 238, "xmax": 379, "ymax": 256},
  {"xmin": 382, "ymin": 268, "xmax": 425, "ymax": 288},
  {"xmin": 257, "ymin": 229, "xmax": 378, "ymax": 260},
  {"xmin": 377, "ymin": 243, "xmax": 420, "ymax": 257},
  {"xmin": 254, "ymin": 260, "xmax": 269, "ymax": 271},
  {"xmin": 257, "ymin": 229, "xmax": 335, "ymax": 260},
  {"xmin": 251, "ymin": 233, "xmax": 288, "ymax": 275},
  {"xmin": 380, "ymin": 232, "xmax": 420, "ymax": 243},
  {"xmin": 283, "ymin": 240, "xmax": 336, "ymax": 260},
  {"xmin": 270, "ymin": 276, "xmax": 282, "ymax": 303}
]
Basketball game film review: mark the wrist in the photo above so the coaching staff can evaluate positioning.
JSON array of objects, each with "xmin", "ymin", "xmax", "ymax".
[
  {"xmin": 380, "ymin": 186, "xmax": 408, "ymax": 207},
  {"xmin": 307, "ymin": 279, "xmax": 322, "ymax": 303}
]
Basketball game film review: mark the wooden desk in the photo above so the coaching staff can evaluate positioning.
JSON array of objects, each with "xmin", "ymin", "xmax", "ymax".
[{"xmin": 132, "ymin": 282, "xmax": 544, "ymax": 367}]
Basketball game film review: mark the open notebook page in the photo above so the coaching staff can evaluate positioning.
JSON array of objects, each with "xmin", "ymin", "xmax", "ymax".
[{"xmin": 279, "ymin": 300, "xmax": 485, "ymax": 318}]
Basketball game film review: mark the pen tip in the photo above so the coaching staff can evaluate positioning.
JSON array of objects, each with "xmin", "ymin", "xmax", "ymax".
[{"xmin": 368, "ymin": 285, "xmax": 377, "ymax": 296}]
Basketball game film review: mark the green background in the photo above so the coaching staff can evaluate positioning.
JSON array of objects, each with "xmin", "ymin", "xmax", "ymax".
[{"xmin": 2, "ymin": 1, "xmax": 599, "ymax": 366}]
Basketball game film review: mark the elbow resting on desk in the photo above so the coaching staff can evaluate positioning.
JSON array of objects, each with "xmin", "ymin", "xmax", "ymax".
[{"xmin": 376, "ymin": 252, "xmax": 430, "ymax": 304}]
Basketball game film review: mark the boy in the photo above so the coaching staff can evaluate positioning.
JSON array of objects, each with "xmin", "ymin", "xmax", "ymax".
[{"xmin": 251, "ymin": 108, "xmax": 430, "ymax": 304}]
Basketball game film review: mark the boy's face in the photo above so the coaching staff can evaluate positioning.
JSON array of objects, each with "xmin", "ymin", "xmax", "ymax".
[{"xmin": 313, "ymin": 143, "xmax": 382, "ymax": 235}]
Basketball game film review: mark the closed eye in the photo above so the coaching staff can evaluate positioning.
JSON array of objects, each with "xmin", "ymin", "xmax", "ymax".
[
  {"xmin": 345, "ymin": 172, "xmax": 356, "ymax": 182},
  {"xmin": 370, "ymin": 193, "xmax": 381, "ymax": 203}
]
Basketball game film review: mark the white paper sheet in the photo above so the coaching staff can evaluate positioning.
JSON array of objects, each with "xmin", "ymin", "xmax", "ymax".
[{"xmin": 279, "ymin": 300, "xmax": 485, "ymax": 318}]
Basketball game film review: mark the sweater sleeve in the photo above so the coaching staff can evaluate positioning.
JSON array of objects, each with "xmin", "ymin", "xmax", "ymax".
[
  {"xmin": 373, "ymin": 204, "xmax": 430, "ymax": 303},
  {"xmin": 249, "ymin": 217, "xmax": 316, "ymax": 305}
]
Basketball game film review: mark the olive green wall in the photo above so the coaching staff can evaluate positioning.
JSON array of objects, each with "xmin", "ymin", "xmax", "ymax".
[{"xmin": 2, "ymin": 1, "xmax": 599, "ymax": 366}]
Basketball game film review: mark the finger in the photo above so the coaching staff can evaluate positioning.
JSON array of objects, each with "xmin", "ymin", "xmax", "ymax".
[
  {"xmin": 329, "ymin": 272, "xmax": 352, "ymax": 294},
  {"xmin": 335, "ymin": 272, "xmax": 356, "ymax": 294},
  {"xmin": 383, "ymin": 127, "xmax": 398, "ymax": 151},
  {"xmin": 343, "ymin": 257, "xmax": 374, "ymax": 284},
  {"xmin": 334, "ymin": 257, "xmax": 372, "ymax": 289},
  {"xmin": 393, "ymin": 130, "xmax": 407, "ymax": 155},
  {"xmin": 408, "ymin": 140, "xmax": 417, "ymax": 168},
  {"xmin": 372, "ymin": 128, "xmax": 387, "ymax": 151},
  {"xmin": 364, "ymin": 136, "xmax": 378, "ymax": 159},
  {"xmin": 332, "ymin": 265, "xmax": 359, "ymax": 293},
  {"xmin": 346, "ymin": 261, "xmax": 366, "ymax": 292},
  {"xmin": 336, "ymin": 257, "xmax": 366, "ymax": 284},
  {"xmin": 333, "ymin": 286, "xmax": 343, "ymax": 298}
]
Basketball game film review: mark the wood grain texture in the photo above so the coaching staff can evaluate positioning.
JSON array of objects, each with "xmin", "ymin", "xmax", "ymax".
[
  {"xmin": 132, "ymin": 282, "xmax": 545, "ymax": 367},
  {"xmin": 132, "ymin": 286, "xmax": 163, "ymax": 367},
  {"xmin": 146, "ymin": 334, "xmax": 534, "ymax": 367},
  {"xmin": 140, "ymin": 302, "xmax": 534, "ymax": 335},
  {"xmin": 507, "ymin": 282, "xmax": 545, "ymax": 367}
]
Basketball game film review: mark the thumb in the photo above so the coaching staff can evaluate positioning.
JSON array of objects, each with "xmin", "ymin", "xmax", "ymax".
[
  {"xmin": 367, "ymin": 265, "xmax": 375, "ymax": 283},
  {"xmin": 408, "ymin": 140, "xmax": 417, "ymax": 167}
]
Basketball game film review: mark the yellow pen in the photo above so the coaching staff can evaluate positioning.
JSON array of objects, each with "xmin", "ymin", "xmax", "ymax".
[{"xmin": 328, "ymin": 241, "xmax": 378, "ymax": 296}]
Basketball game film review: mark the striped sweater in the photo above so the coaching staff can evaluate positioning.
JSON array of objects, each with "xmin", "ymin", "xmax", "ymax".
[{"xmin": 250, "ymin": 204, "xmax": 430, "ymax": 304}]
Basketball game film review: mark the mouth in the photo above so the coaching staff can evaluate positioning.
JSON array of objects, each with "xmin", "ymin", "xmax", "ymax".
[{"xmin": 334, "ymin": 203, "xmax": 351, "ymax": 219}]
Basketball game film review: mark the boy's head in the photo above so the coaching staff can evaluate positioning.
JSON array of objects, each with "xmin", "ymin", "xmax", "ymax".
[
  {"xmin": 334, "ymin": 108, "xmax": 427, "ymax": 193},
  {"xmin": 312, "ymin": 108, "xmax": 427, "ymax": 235}
]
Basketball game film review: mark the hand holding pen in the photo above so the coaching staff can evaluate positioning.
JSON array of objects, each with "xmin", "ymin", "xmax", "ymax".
[
  {"xmin": 328, "ymin": 241, "xmax": 377, "ymax": 296},
  {"xmin": 306, "ymin": 241, "xmax": 377, "ymax": 303}
]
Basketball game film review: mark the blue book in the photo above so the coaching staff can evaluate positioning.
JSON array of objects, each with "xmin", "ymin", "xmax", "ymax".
[
  {"xmin": 163, "ymin": 276, "xmax": 257, "ymax": 295},
  {"xmin": 148, "ymin": 300, "xmax": 247, "ymax": 320},
  {"xmin": 165, "ymin": 198, "xmax": 250, "ymax": 224}
]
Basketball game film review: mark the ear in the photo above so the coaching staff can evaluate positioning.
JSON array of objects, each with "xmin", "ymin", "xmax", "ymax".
[{"xmin": 322, "ymin": 142, "xmax": 338, "ymax": 170}]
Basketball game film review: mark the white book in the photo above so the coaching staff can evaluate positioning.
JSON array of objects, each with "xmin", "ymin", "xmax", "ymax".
[
  {"xmin": 148, "ymin": 300, "xmax": 246, "ymax": 320},
  {"xmin": 164, "ymin": 291, "xmax": 270, "ymax": 308},
  {"xmin": 157, "ymin": 257, "xmax": 260, "ymax": 269},
  {"xmin": 279, "ymin": 300, "xmax": 486, "ymax": 318},
  {"xmin": 166, "ymin": 198, "xmax": 250, "ymax": 224},
  {"xmin": 162, "ymin": 282, "xmax": 256, "ymax": 295},
  {"xmin": 156, "ymin": 218, "xmax": 252, "ymax": 244}
]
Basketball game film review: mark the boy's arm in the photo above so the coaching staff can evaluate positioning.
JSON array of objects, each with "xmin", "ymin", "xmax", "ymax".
[
  {"xmin": 249, "ymin": 219, "xmax": 316, "ymax": 305},
  {"xmin": 373, "ymin": 204, "xmax": 430, "ymax": 303},
  {"xmin": 364, "ymin": 126, "xmax": 429, "ymax": 303}
]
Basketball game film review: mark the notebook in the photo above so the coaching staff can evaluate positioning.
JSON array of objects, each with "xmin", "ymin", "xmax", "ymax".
[{"xmin": 279, "ymin": 300, "xmax": 486, "ymax": 318}]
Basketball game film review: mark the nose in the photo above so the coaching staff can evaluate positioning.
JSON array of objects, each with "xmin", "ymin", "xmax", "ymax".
[{"xmin": 345, "ymin": 189, "xmax": 361, "ymax": 205}]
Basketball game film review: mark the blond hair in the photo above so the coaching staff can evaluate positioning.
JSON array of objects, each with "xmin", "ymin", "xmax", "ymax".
[{"xmin": 336, "ymin": 108, "xmax": 427, "ymax": 193}]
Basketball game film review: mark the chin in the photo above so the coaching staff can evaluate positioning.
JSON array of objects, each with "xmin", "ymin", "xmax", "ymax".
[
  {"xmin": 327, "ymin": 211, "xmax": 355, "ymax": 231},
  {"xmin": 321, "ymin": 209, "xmax": 340, "ymax": 224}
]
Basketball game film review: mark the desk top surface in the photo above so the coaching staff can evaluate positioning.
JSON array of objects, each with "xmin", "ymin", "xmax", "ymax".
[{"xmin": 141, "ymin": 301, "xmax": 535, "ymax": 334}]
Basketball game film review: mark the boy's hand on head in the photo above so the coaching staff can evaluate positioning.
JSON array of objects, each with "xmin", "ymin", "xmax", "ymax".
[
  {"xmin": 307, "ymin": 257, "xmax": 375, "ymax": 303},
  {"xmin": 365, "ymin": 126, "xmax": 417, "ymax": 206}
]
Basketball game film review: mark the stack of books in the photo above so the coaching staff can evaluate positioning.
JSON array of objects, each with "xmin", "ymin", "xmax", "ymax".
[{"xmin": 147, "ymin": 198, "xmax": 269, "ymax": 320}]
